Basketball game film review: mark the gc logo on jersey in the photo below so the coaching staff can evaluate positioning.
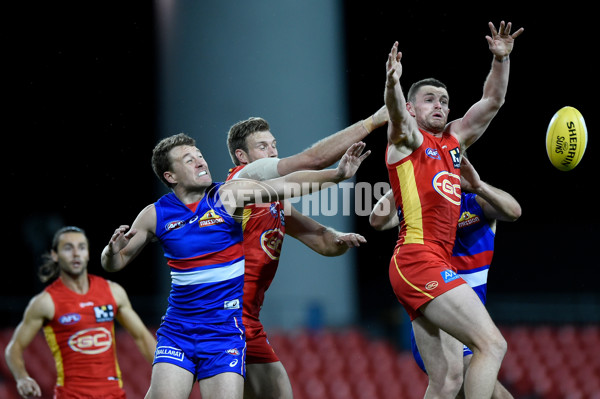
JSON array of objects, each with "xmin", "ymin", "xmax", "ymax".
[
  {"xmin": 68, "ymin": 327, "xmax": 112, "ymax": 355},
  {"xmin": 261, "ymin": 228, "xmax": 284, "ymax": 260},
  {"xmin": 432, "ymin": 171, "xmax": 461, "ymax": 205},
  {"xmin": 94, "ymin": 304, "xmax": 114, "ymax": 322}
]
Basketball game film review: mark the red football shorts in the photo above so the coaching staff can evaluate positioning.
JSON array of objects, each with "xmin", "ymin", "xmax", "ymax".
[
  {"xmin": 245, "ymin": 324, "xmax": 279, "ymax": 364},
  {"xmin": 389, "ymin": 243, "xmax": 466, "ymax": 321},
  {"xmin": 54, "ymin": 386, "xmax": 126, "ymax": 399}
]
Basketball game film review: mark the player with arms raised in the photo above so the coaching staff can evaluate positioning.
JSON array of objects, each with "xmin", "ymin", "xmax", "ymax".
[{"xmin": 384, "ymin": 21, "xmax": 523, "ymax": 398}]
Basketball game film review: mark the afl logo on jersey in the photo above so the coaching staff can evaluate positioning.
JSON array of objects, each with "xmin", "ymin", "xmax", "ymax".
[
  {"xmin": 432, "ymin": 171, "xmax": 461, "ymax": 205},
  {"xmin": 261, "ymin": 228, "xmax": 284, "ymax": 260},
  {"xmin": 59, "ymin": 313, "xmax": 81, "ymax": 325},
  {"xmin": 425, "ymin": 148, "xmax": 441, "ymax": 160},
  {"xmin": 68, "ymin": 327, "xmax": 113, "ymax": 355},
  {"xmin": 166, "ymin": 220, "xmax": 186, "ymax": 231}
]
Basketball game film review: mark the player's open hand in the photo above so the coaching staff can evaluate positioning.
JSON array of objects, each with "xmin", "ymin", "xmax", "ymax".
[
  {"xmin": 486, "ymin": 21, "xmax": 523, "ymax": 58},
  {"xmin": 335, "ymin": 142, "xmax": 370, "ymax": 180},
  {"xmin": 386, "ymin": 41, "xmax": 403, "ymax": 88},
  {"xmin": 335, "ymin": 233, "xmax": 367, "ymax": 248},
  {"xmin": 459, "ymin": 157, "xmax": 483, "ymax": 192},
  {"xmin": 107, "ymin": 225, "xmax": 137, "ymax": 255}
]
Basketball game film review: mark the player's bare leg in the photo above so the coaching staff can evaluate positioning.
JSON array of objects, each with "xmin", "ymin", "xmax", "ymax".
[
  {"xmin": 144, "ymin": 363, "xmax": 195, "ymax": 399},
  {"xmin": 245, "ymin": 361, "xmax": 293, "ymax": 399},
  {"xmin": 199, "ymin": 372, "xmax": 244, "ymax": 399},
  {"xmin": 413, "ymin": 317, "xmax": 464, "ymax": 398},
  {"xmin": 457, "ymin": 354, "xmax": 515, "ymax": 399},
  {"xmin": 419, "ymin": 284, "xmax": 507, "ymax": 398}
]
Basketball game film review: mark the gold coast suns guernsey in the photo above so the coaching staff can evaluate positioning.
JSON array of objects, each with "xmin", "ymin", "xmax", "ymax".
[
  {"xmin": 43, "ymin": 275, "xmax": 124, "ymax": 396},
  {"xmin": 387, "ymin": 130, "xmax": 462, "ymax": 258},
  {"xmin": 227, "ymin": 165, "xmax": 285, "ymax": 329}
]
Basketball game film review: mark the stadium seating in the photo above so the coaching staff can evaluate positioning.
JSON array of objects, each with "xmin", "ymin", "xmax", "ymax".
[{"xmin": 0, "ymin": 324, "xmax": 598, "ymax": 398}]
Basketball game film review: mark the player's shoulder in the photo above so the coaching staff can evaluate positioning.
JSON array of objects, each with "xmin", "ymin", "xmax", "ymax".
[{"xmin": 25, "ymin": 290, "xmax": 55, "ymax": 320}]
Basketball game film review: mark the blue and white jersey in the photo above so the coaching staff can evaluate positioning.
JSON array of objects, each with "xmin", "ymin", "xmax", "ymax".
[
  {"xmin": 452, "ymin": 193, "xmax": 495, "ymax": 304},
  {"xmin": 154, "ymin": 183, "xmax": 245, "ymax": 323}
]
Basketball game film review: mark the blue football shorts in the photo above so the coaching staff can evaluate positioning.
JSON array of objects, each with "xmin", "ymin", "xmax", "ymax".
[{"xmin": 153, "ymin": 315, "xmax": 246, "ymax": 380}]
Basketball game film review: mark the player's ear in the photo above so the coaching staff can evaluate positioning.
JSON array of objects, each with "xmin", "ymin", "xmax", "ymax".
[
  {"xmin": 163, "ymin": 171, "xmax": 177, "ymax": 185},
  {"xmin": 406, "ymin": 102, "xmax": 416, "ymax": 117},
  {"xmin": 235, "ymin": 149, "xmax": 249, "ymax": 165}
]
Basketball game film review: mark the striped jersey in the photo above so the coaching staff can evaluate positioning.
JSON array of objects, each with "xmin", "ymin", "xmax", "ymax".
[
  {"xmin": 227, "ymin": 165, "xmax": 285, "ymax": 328},
  {"xmin": 386, "ymin": 130, "xmax": 462, "ymax": 258},
  {"xmin": 43, "ymin": 275, "xmax": 124, "ymax": 395},
  {"xmin": 154, "ymin": 183, "xmax": 245, "ymax": 323},
  {"xmin": 452, "ymin": 193, "xmax": 494, "ymax": 304}
]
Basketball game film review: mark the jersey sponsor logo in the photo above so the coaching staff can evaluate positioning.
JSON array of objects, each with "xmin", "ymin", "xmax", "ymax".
[
  {"xmin": 425, "ymin": 148, "xmax": 441, "ymax": 160},
  {"xmin": 58, "ymin": 313, "xmax": 81, "ymax": 325},
  {"xmin": 441, "ymin": 269, "xmax": 460, "ymax": 283},
  {"xmin": 155, "ymin": 345, "xmax": 184, "ymax": 361},
  {"xmin": 449, "ymin": 147, "xmax": 461, "ymax": 168},
  {"xmin": 166, "ymin": 220, "xmax": 186, "ymax": 231},
  {"xmin": 198, "ymin": 210, "xmax": 225, "ymax": 227},
  {"xmin": 68, "ymin": 327, "xmax": 112, "ymax": 355},
  {"xmin": 432, "ymin": 171, "xmax": 461, "ymax": 205},
  {"xmin": 457, "ymin": 211, "xmax": 481, "ymax": 229},
  {"xmin": 94, "ymin": 304, "xmax": 114, "ymax": 322},
  {"xmin": 224, "ymin": 299, "xmax": 240, "ymax": 309},
  {"xmin": 260, "ymin": 228, "xmax": 284, "ymax": 260},
  {"xmin": 425, "ymin": 281, "xmax": 438, "ymax": 290}
]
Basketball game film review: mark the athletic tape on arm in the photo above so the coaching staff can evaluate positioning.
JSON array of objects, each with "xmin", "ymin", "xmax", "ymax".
[{"xmin": 234, "ymin": 158, "xmax": 281, "ymax": 181}]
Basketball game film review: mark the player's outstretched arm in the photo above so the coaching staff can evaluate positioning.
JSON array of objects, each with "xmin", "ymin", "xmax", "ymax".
[
  {"xmin": 220, "ymin": 142, "xmax": 370, "ymax": 216},
  {"xmin": 276, "ymin": 106, "xmax": 387, "ymax": 176},
  {"xmin": 101, "ymin": 205, "xmax": 156, "ymax": 273},
  {"xmin": 285, "ymin": 206, "xmax": 366, "ymax": 257},
  {"xmin": 452, "ymin": 21, "xmax": 524, "ymax": 149},
  {"xmin": 384, "ymin": 42, "xmax": 420, "ymax": 149}
]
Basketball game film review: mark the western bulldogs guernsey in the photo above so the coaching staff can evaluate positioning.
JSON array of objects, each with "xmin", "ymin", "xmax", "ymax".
[
  {"xmin": 452, "ymin": 193, "xmax": 495, "ymax": 304},
  {"xmin": 154, "ymin": 183, "xmax": 245, "ymax": 323}
]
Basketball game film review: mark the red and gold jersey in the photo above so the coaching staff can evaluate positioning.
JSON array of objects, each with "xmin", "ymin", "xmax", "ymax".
[
  {"xmin": 386, "ymin": 130, "xmax": 462, "ymax": 258},
  {"xmin": 227, "ymin": 165, "xmax": 286, "ymax": 329},
  {"xmin": 43, "ymin": 274, "xmax": 124, "ymax": 397}
]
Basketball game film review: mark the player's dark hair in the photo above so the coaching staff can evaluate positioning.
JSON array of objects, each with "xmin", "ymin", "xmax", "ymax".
[
  {"xmin": 152, "ymin": 133, "xmax": 197, "ymax": 188},
  {"xmin": 227, "ymin": 117, "xmax": 271, "ymax": 166},
  {"xmin": 407, "ymin": 78, "xmax": 447, "ymax": 103},
  {"xmin": 38, "ymin": 226, "xmax": 87, "ymax": 283}
]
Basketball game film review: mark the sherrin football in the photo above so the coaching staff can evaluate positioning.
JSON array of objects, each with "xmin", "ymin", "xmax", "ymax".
[{"xmin": 546, "ymin": 106, "xmax": 588, "ymax": 171}]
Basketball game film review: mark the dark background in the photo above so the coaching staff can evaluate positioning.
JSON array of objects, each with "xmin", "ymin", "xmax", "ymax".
[{"xmin": 5, "ymin": 3, "xmax": 597, "ymax": 328}]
